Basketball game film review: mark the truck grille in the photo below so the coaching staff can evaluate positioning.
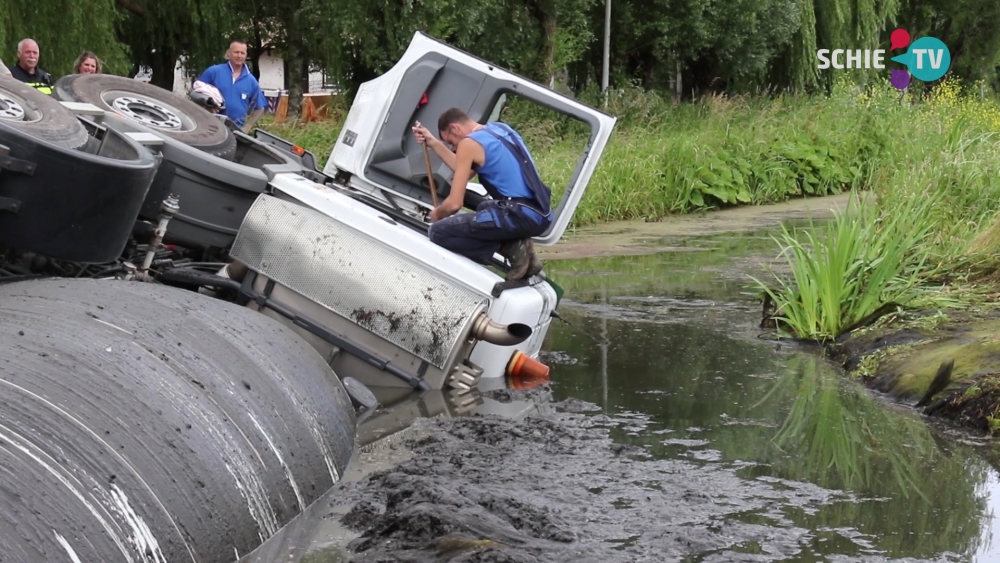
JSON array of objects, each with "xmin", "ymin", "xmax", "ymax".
[{"xmin": 231, "ymin": 195, "xmax": 488, "ymax": 368}]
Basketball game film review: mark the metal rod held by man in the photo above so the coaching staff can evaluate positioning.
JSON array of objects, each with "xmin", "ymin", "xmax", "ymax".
[{"xmin": 415, "ymin": 120, "xmax": 439, "ymax": 208}]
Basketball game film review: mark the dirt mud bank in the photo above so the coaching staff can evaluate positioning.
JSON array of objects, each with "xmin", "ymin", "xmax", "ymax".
[
  {"xmin": 829, "ymin": 309, "xmax": 1000, "ymax": 436},
  {"xmin": 274, "ymin": 400, "xmax": 957, "ymax": 563}
]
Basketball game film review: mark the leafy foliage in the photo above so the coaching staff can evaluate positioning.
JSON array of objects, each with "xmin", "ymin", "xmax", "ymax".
[
  {"xmin": 752, "ymin": 195, "xmax": 934, "ymax": 341},
  {"xmin": 0, "ymin": 0, "xmax": 129, "ymax": 75},
  {"xmin": 4, "ymin": 0, "xmax": 1000, "ymax": 102}
]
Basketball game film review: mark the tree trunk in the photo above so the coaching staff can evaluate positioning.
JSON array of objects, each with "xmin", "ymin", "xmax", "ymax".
[
  {"xmin": 525, "ymin": 0, "xmax": 558, "ymax": 83},
  {"xmin": 675, "ymin": 59, "xmax": 682, "ymax": 103},
  {"xmin": 249, "ymin": 28, "xmax": 263, "ymax": 81},
  {"xmin": 543, "ymin": 14, "xmax": 557, "ymax": 87},
  {"xmin": 301, "ymin": 57, "xmax": 310, "ymax": 95},
  {"xmin": 286, "ymin": 44, "xmax": 303, "ymax": 117},
  {"xmin": 149, "ymin": 46, "xmax": 177, "ymax": 90}
]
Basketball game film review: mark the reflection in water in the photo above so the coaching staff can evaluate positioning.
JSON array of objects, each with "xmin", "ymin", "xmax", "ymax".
[{"xmin": 544, "ymin": 239, "xmax": 1000, "ymax": 562}]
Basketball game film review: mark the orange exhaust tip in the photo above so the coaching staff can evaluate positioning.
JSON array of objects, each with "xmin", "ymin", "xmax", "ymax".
[{"xmin": 506, "ymin": 350, "xmax": 551, "ymax": 390}]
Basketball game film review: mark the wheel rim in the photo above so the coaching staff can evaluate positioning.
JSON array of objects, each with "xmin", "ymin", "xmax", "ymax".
[
  {"xmin": 0, "ymin": 91, "xmax": 38, "ymax": 123},
  {"xmin": 102, "ymin": 90, "xmax": 193, "ymax": 131}
]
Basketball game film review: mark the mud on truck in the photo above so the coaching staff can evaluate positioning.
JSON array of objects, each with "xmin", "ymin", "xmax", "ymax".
[{"xmin": 0, "ymin": 32, "xmax": 615, "ymax": 562}]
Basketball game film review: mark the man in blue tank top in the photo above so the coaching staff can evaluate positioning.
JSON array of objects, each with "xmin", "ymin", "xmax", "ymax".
[{"xmin": 412, "ymin": 108, "xmax": 551, "ymax": 281}]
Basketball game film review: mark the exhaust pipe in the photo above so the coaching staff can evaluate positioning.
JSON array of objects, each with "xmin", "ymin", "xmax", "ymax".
[{"xmin": 470, "ymin": 312, "xmax": 532, "ymax": 346}]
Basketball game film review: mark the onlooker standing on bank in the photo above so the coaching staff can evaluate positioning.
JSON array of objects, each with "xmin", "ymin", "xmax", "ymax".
[
  {"xmin": 8, "ymin": 39, "xmax": 54, "ymax": 94},
  {"xmin": 73, "ymin": 51, "xmax": 102, "ymax": 74},
  {"xmin": 197, "ymin": 39, "xmax": 266, "ymax": 132}
]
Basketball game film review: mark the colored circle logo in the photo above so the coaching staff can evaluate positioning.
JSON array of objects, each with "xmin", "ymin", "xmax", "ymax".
[{"xmin": 890, "ymin": 36, "xmax": 951, "ymax": 82}]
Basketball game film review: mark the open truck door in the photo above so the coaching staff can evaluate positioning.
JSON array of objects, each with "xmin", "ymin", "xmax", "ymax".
[{"xmin": 325, "ymin": 31, "xmax": 616, "ymax": 246}]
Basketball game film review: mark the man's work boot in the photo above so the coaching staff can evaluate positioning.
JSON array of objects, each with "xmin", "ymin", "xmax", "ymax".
[
  {"xmin": 501, "ymin": 239, "xmax": 532, "ymax": 281},
  {"xmin": 527, "ymin": 249, "xmax": 544, "ymax": 278}
]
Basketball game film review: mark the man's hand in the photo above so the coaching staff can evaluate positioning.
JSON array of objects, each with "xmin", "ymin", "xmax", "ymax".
[
  {"xmin": 412, "ymin": 123, "xmax": 437, "ymax": 146},
  {"xmin": 413, "ymin": 122, "xmax": 458, "ymax": 171},
  {"xmin": 429, "ymin": 206, "xmax": 446, "ymax": 222}
]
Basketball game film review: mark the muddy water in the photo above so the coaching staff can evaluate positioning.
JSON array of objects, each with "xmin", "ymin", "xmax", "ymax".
[
  {"xmin": 240, "ymin": 209, "xmax": 1000, "ymax": 563},
  {"xmin": 543, "ymin": 229, "xmax": 1000, "ymax": 562}
]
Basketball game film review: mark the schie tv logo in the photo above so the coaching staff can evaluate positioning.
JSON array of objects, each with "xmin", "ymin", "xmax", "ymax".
[{"xmin": 817, "ymin": 28, "xmax": 951, "ymax": 90}]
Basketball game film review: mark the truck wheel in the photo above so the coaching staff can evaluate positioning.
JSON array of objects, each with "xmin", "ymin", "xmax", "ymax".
[
  {"xmin": 53, "ymin": 74, "xmax": 236, "ymax": 159},
  {"xmin": 0, "ymin": 278, "xmax": 356, "ymax": 563},
  {"xmin": 0, "ymin": 78, "xmax": 89, "ymax": 150}
]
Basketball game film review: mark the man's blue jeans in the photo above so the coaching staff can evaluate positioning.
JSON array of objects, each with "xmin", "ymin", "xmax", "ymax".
[{"xmin": 428, "ymin": 200, "xmax": 550, "ymax": 264}]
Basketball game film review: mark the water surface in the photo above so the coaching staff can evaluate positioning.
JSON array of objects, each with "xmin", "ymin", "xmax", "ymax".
[
  {"xmin": 543, "ymin": 228, "xmax": 999, "ymax": 562},
  {"xmin": 240, "ymin": 221, "xmax": 1000, "ymax": 563}
]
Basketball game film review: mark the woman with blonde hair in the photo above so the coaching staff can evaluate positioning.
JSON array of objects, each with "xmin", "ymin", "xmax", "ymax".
[{"xmin": 73, "ymin": 51, "xmax": 101, "ymax": 74}]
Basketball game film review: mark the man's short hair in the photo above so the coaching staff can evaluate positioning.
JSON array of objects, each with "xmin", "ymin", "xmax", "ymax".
[
  {"xmin": 229, "ymin": 39, "xmax": 248, "ymax": 48},
  {"xmin": 438, "ymin": 107, "xmax": 472, "ymax": 133},
  {"xmin": 17, "ymin": 38, "xmax": 37, "ymax": 54}
]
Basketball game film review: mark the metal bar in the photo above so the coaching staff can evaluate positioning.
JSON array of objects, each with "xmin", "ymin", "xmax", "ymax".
[
  {"xmin": 0, "ymin": 144, "xmax": 35, "ymax": 176},
  {"xmin": 0, "ymin": 197, "xmax": 21, "ymax": 214}
]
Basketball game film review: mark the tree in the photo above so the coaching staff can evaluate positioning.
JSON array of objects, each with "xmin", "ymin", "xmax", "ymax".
[
  {"xmin": 0, "ymin": 0, "xmax": 130, "ymax": 76},
  {"xmin": 115, "ymin": 0, "xmax": 239, "ymax": 89},
  {"xmin": 772, "ymin": 0, "xmax": 901, "ymax": 92},
  {"xmin": 895, "ymin": 0, "xmax": 1000, "ymax": 90},
  {"xmin": 302, "ymin": 0, "xmax": 597, "ymax": 97},
  {"xmin": 568, "ymin": 0, "xmax": 799, "ymax": 96}
]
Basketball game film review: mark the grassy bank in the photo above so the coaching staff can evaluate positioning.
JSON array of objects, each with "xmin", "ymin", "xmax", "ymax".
[
  {"xmin": 747, "ymin": 78, "xmax": 1000, "ymax": 338},
  {"xmin": 740, "ymin": 78, "xmax": 1000, "ymax": 435},
  {"xmin": 259, "ymin": 77, "xmax": 957, "ymax": 229}
]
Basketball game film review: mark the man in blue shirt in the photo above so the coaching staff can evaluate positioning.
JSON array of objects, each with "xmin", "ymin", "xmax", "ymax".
[
  {"xmin": 412, "ymin": 108, "xmax": 551, "ymax": 281},
  {"xmin": 197, "ymin": 40, "xmax": 267, "ymax": 131}
]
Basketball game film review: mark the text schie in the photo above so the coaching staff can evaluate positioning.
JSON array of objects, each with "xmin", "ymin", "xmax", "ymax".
[
  {"xmin": 817, "ymin": 48, "xmax": 948, "ymax": 70},
  {"xmin": 816, "ymin": 50, "xmax": 886, "ymax": 69}
]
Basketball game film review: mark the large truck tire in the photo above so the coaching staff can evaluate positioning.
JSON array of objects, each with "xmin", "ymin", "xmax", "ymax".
[
  {"xmin": 0, "ymin": 96, "xmax": 158, "ymax": 263},
  {"xmin": 96, "ymin": 116, "xmax": 305, "ymax": 250},
  {"xmin": 53, "ymin": 73, "xmax": 237, "ymax": 159},
  {"xmin": 0, "ymin": 78, "xmax": 89, "ymax": 150},
  {"xmin": 0, "ymin": 278, "xmax": 357, "ymax": 563}
]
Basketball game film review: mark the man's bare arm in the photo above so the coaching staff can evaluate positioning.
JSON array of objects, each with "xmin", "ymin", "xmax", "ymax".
[
  {"xmin": 432, "ymin": 139, "xmax": 482, "ymax": 221},
  {"xmin": 242, "ymin": 108, "xmax": 265, "ymax": 133},
  {"xmin": 426, "ymin": 138, "xmax": 458, "ymax": 171}
]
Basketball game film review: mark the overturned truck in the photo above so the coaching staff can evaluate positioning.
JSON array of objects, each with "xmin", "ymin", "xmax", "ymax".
[{"xmin": 0, "ymin": 32, "xmax": 615, "ymax": 562}]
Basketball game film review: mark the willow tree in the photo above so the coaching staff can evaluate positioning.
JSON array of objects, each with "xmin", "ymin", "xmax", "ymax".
[
  {"xmin": 0, "ymin": 0, "xmax": 129, "ymax": 76},
  {"xmin": 896, "ymin": 0, "xmax": 1000, "ymax": 90},
  {"xmin": 773, "ymin": 0, "xmax": 901, "ymax": 92},
  {"xmin": 115, "ymin": 0, "xmax": 240, "ymax": 89},
  {"xmin": 303, "ymin": 0, "xmax": 596, "ymax": 96}
]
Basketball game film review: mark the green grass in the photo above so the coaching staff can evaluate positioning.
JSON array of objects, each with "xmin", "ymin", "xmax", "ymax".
[
  {"xmin": 258, "ymin": 77, "xmax": 1000, "ymax": 334},
  {"xmin": 748, "ymin": 76, "xmax": 1000, "ymax": 340},
  {"xmin": 259, "ymin": 79, "xmax": 994, "ymax": 232},
  {"xmin": 752, "ymin": 193, "xmax": 936, "ymax": 341}
]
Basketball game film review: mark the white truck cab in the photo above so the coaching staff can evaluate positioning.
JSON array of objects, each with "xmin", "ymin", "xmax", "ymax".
[
  {"xmin": 227, "ymin": 32, "xmax": 616, "ymax": 393},
  {"xmin": 229, "ymin": 32, "xmax": 615, "ymax": 393}
]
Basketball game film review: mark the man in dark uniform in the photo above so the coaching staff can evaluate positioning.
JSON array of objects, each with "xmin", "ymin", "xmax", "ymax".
[
  {"xmin": 8, "ymin": 39, "xmax": 54, "ymax": 94},
  {"xmin": 412, "ymin": 108, "xmax": 550, "ymax": 281}
]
